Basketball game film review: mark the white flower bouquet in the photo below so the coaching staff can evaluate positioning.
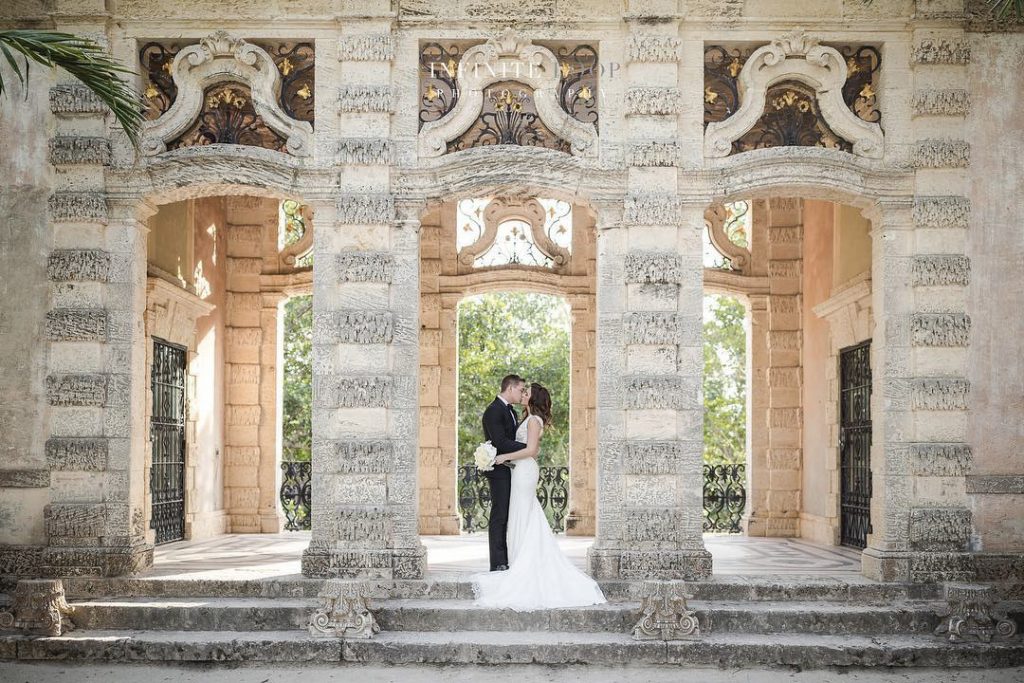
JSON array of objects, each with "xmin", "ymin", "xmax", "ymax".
[{"xmin": 473, "ymin": 441, "xmax": 498, "ymax": 472}]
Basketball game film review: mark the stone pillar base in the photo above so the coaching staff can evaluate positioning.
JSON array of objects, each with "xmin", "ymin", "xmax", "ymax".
[
  {"xmin": 565, "ymin": 513, "xmax": 595, "ymax": 537},
  {"xmin": 302, "ymin": 544, "xmax": 427, "ymax": 580},
  {"xmin": 742, "ymin": 514, "xmax": 799, "ymax": 537},
  {"xmin": 862, "ymin": 547, "xmax": 975, "ymax": 583},
  {"xmin": 260, "ymin": 511, "xmax": 285, "ymax": 534},
  {"xmin": 0, "ymin": 543, "xmax": 153, "ymax": 578},
  {"xmin": 589, "ymin": 547, "xmax": 712, "ymax": 581}
]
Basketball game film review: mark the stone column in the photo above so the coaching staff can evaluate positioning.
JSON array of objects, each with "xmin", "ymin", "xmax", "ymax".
[
  {"xmin": 258, "ymin": 292, "xmax": 286, "ymax": 533},
  {"xmin": 742, "ymin": 293, "xmax": 770, "ymax": 534},
  {"xmin": 566, "ymin": 296, "xmax": 597, "ymax": 536}
]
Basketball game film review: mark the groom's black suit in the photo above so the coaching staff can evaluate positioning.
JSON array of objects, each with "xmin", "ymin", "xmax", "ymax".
[{"xmin": 482, "ymin": 397, "xmax": 526, "ymax": 570}]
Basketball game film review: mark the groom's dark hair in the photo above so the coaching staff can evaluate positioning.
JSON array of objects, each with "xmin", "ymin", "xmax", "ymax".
[{"xmin": 500, "ymin": 374, "xmax": 525, "ymax": 392}]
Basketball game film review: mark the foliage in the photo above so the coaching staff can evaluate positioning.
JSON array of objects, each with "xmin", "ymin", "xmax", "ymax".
[
  {"xmin": 457, "ymin": 293, "xmax": 571, "ymax": 467},
  {"xmin": 282, "ymin": 295, "xmax": 312, "ymax": 462},
  {"xmin": 0, "ymin": 30, "xmax": 143, "ymax": 146},
  {"xmin": 703, "ymin": 295, "xmax": 747, "ymax": 465},
  {"xmin": 988, "ymin": 0, "xmax": 1024, "ymax": 19}
]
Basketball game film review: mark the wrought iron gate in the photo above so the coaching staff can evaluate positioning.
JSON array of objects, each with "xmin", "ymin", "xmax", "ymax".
[
  {"xmin": 150, "ymin": 339, "xmax": 187, "ymax": 545},
  {"xmin": 839, "ymin": 340, "xmax": 872, "ymax": 549}
]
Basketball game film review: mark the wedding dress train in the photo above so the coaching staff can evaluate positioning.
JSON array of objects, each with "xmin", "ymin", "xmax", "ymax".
[{"xmin": 471, "ymin": 414, "xmax": 606, "ymax": 611}]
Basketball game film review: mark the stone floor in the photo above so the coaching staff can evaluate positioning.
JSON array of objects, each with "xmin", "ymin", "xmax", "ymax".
[{"xmin": 146, "ymin": 532, "xmax": 862, "ymax": 580}]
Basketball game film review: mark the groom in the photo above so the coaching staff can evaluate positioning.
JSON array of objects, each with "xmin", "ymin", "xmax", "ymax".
[{"xmin": 481, "ymin": 374, "xmax": 527, "ymax": 571}]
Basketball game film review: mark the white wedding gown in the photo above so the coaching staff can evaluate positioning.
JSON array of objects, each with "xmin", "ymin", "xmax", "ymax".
[{"xmin": 471, "ymin": 414, "xmax": 606, "ymax": 611}]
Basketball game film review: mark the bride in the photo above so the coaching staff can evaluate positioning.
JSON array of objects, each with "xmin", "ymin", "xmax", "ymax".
[{"xmin": 471, "ymin": 383, "xmax": 606, "ymax": 610}]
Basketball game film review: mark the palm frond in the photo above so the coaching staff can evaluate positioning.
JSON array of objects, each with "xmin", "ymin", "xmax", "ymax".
[
  {"xmin": 988, "ymin": 0, "xmax": 1024, "ymax": 20},
  {"xmin": 0, "ymin": 30, "xmax": 143, "ymax": 147}
]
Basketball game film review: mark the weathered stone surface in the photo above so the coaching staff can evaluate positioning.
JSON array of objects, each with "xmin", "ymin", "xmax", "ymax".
[
  {"xmin": 909, "ymin": 507, "xmax": 972, "ymax": 551},
  {"xmin": 627, "ymin": 142, "xmax": 680, "ymax": 167},
  {"xmin": 337, "ymin": 138, "xmax": 394, "ymax": 165},
  {"xmin": 624, "ymin": 441, "xmax": 686, "ymax": 474},
  {"xmin": 913, "ymin": 255, "xmax": 970, "ymax": 286},
  {"xmin": 623, "ymin": 376, "xmax": 686, "ymax": 410},
  {"xmin": 309, "ymin": 580, "xmax": 380, "ymax": 638},
  {"xmin": 911, "ymin": 378, "xmax": 969, "ymax": 410},
  {"xmin": 633, "ymin": 580, "xmax": 700, "ymax": 640},
  {"xmin": 316, "ymin": 376, "xmax": 392, "ymax": 408},
  {"xmin": 912, "ymin": 140, "xmax": 970, "ymax": 169},
  {"xmin": 335, "ymin": 250, "xmax": 391, "ymax": 282},
  {"xmin": 333, "ymin": 440, "xmax": 401, "ymax": 473},
  {"xmin": 625, "ymin": 253, "xmax": 682, "ymax": 284},
  {"xmin": 338, "ymin": 85, "xmax": 395, "ymax": 112},
  {"xmin": 619, "ymin": 550, "xmax": 712, "ymax": 580},
  {"xmin": 0, "ymin": 470, "xmax": 50, "ymax": 488},
  {"xmin": 338, "ymin": 33, "xmax": 393, "ymax": 61},
  {"xmin": 49, "ymin": 84, "xmax": 106, "ymax": 114},
  {"xmin": 624, "ymin": 87, "xmax": 682, "ymax": 116},
  {"xmin": 47, "ymin": 250, "xmax": 111, "ymax": 282},
  {"xmin": 628, "ymin": 34, "xmax": 683, "ymax": 62},
  {"xmin": 0, "ymin": 579, "xmax": 75, "ymax": 636},
  {"xmin": 46, "ymin": 374, "xmax": 107, "ymax": 406},
  {"xmin": 912, "ymin": 38, "xmax": 971, "ymax": 64},
  {"xmin": 48, "ymin": 136, "xmax": 111, "ymax": 165},
  {"xmin": 911, "ymin": 443, "xmax": 972, "ymax": 476},
  {"xmin": 626, "ymin": 510, "xmax": 686, "ymax": 542},
  {"xmin": 911, "ymin": 313, "xmax": 971, "ymax": 346},
  {"xmin": 935, "ymin": 583, "xmax": 1018, "ymax": 643},
  {"xmin": 624, "ymin": 194, "xmax": 682, "ymax": 225},
  {"xmin": 337, "ymin": 194, "xmax": 395, "ymax": 224},
  {"xmin": 912, "ymin": 89, "xmax": 971, "ymax": 117},
  {"xmin": 45, "ymin": 309, "xmax": 108, "ymax": 341},
  {"xmin": 318, "ymin": 311, "xmax": 394, "ymax": 344},
  {"xmin": 48, "ymin": 192, "xmax": 108, "ymax": 223},
  {"xmin": 966, "ymin": 475, "xmax": 1024, "ymax": 494},
  {"xmin": 44, "ymin": 504, "xmax": 106, "ymax": 543},
  {"xmin": 624, "ymin": 312, "xmax": 681, "ymax": 345},
  {"xmin": 912, "ymin": 196, "xmax": 970, "ymax": 229}
]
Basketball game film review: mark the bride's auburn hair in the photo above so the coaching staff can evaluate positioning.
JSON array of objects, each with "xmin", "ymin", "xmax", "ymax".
[{"xmin": 528, "ymin": 383, "xmax": 552, "ymax": 426}]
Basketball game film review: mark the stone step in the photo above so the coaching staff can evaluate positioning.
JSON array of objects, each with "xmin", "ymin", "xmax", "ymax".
[
  {"xmin": 59, "ymin": 575, "xmax": 940, "ymax": 603},
  {"xmin": 3, "ymin": 629, "xmax": 1023, "ymax": 668},
  {"xmin": 67, "ymin": 597, "xmax": 946, "ymax": 635}
]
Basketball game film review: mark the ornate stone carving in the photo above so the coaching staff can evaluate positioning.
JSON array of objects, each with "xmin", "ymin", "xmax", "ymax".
[
  {"xmin": 704, "ymin": 31, "xmax": 884, "ymax": 158},
  {"xmin": 624, "ymin": 87, "xmax": 683, "ymax": 116},
  {"xmin": 913, "ymin": 255, "xmax": 971, "ymax": 286},
  {"xmin": 935, "ymin": 583, "xmax": 1018, "ymax": 643},
  {"xmin": 418, "ymin": 30, "xmax": 597, "ymax": 158},
  {"xmin": 911, "ymin": 443, "xmax": 972, "ymax": 476},
  {"xmin": 624, "ymin": 312, "xmax": 681, "ymax": 345},
  {"xmin": 308, "ymin": 580, "xmax": 380, "ymax": 638},
  {"xmin": 44, "ymin": 503, "xmax": 106, "ymax": 542},
  {"xmin": 45, "ymin": 309, "xmax": 108, "ymax": 342},
  {"xmin": 912, "ymin": 196, "xmax": 970, "ymax": 229},
  {"xmin": 627, "ymin": 141, "xmax": 680, "ymax": 167},
  {"xmin": 141, "ymin": 31, "xmax": 312, "ymax": 156},
  {"xmin": 333, "ymin": 311, "xmax": 395, "ymax": 344},
  {"xmin": 628, "ymin": 35, "xmax": 683, "ymax": 63},
  {"xmin": 335, "ymin": 440, "xmax": 399, "ymax": 473},
  {"xmin": 623, "ymin": 376, "xmax": 685, "ymax": 410},
  {"xmin": 624, "ymin": 194, "xmax": 682, "ymax": 226},
  {"xmin": 337, "ymin": 194, "xmax": 395, "ymax": 225},
  {"xmin": 0, "ymin": 579, "xmax": 75, "ymax": 637},
  {"xmin": 338, "ymin": 33, "xmax": 394, "ymax": 61},
  {"xmin": 911, "ymin": 313, "xmax": 971, "ymax": 346},
  {"xmin": 49, "ymin": 84, "xmax": 105, "ymax": 114},
  {"xmin": 966, "ymin": 475, "xmax": 1024, "ymax": 494},
  {"xmin": 626, "ymin": 511, "xmax": 686, "ymax": 542},
  {"xmin": 0, "ymin": 470, "xmax": 50, "ymax": 488},
  {"xmin": 48, "ymin": 136, "xmax": 111, "ymax": 166},
  {"xmin": 632, "ymin": 580, "xmax": 700, "ymax": 640},
  {"xmin": 909, "ymin": 507, "xmax": 972, "ymax": 550},
  {"xmin": 457, "ymin": 196, "xmax": 570, "ymax": 269},
  {"xmin": 912, "ymin": 89, "xmax": 971, "ymax": 117},
  {"xmin": 337, "ymin": 138, "xmax": 394, "ymax": 165},
  {"xmin": 704, "ymin": 203, "xmax": 751, "ymax": 273},
  {"xmin": 338, "ymin": 85, "xmax": 395, "ymax": 112},
  {"xmin": 318, "ymin": 376, "xmax": 393, "ymax": 408},
  {"xmin": 46, "ymin": 373, "xmax": 107, "ymax": 406},
  {"xmin": 912, "ymin": 139, "xmax": 970, "ymax": 168},
  {"xmin": 624, "ymin": 441, "xmax": 685, "ymax": 474},
  {"xmin": 912, "ymin": 378, "xmax": 970, "ymax": 410},
  {"xmin": 912, "ymin": 38, "xmax": 971, "ymax": 65},
  {"xmin": 625, "ymin": 253, "xmax": 682, "ymax": 284},
  {"xmin": 337, "ymin": 252, "xmax": 394, "ymax": 283},
  {"xmin": 48, "ymin": 192, "xmax": 108, "ymax": 223}
]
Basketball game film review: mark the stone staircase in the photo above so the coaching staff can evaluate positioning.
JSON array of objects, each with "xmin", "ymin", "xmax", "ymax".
[{"xmin": 2, "ymin": 576, "xmax": 1023, "ymax": 668}]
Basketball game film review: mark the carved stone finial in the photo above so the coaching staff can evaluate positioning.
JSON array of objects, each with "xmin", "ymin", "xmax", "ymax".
[
  {"xmin": 489, "ymin": 28, "xmax": 531, "ymax": 57},
  {"xmin": 773, "ymin": 31, "xmax": 820, "ymax": 56},
  {"xmin": 308, "ymin": 580, "xmax": 380, "ymax": 639},
  {"xmin": 632, "ymin": 580, "xmax": 701, "ymax": 641},
  {"xmin": 934, "ymin": 583, "xmax": 1018, "ymax": 644},
  {"xmin": 198, "ymin": 30, "xmax": 246, "ymax": 57},
  {"xmin": 0, "ymin": 579, "xmax": 76, "ymax": 637}
]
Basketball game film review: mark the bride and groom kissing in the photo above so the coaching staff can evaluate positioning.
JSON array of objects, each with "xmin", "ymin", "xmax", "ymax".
[{"xmin": 470, "ymin": 374, "xmax": 606, "ymax": 611}]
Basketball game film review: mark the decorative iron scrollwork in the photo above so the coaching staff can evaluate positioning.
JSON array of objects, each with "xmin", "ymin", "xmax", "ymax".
[
  {"xmin": 550, "ymin": 43, "xmax": 599, "ymax": 131},
  {"xmin": 419, "ymin": 41, "xmax": 464, "ymax": 128},
  {"xmin": 280, "ymin": 460, "xmax": 312, "ymax": 531},
  {"xmin": 458, "ymin": 464, "xmax": 569, "ymax": 533},
  {"xmin": 703, "ymin": 463, "xmax": 745, "ymax": 533},
  {"xmin": 140, "ymin": 41, "xmax": 185, "ymax": 120},
  {"xmin": 447, "ymin": 81, "xmax": 570, "ymax": 153},
  {"xmin": 838, "ymin": 45, "xmax": 882, "ymax": 125},
  {"xmin": 703, "ymin": 44, "xmax": 748, "ymax": 128},
  {"xmin": 167, "ymin": 82, "xmax": 289, "ymax": 152},
  {"xmin": 735, "ymin": 81, "xmax": 851, "ymax": 153}
]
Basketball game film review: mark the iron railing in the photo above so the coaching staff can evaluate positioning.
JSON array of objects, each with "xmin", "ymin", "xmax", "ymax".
[
  {"xmin": 457, "ymin": 464, "xmax": 570, "ymax": 533},
  {"xmin": 703, "ymin": 463, "xmax": 746, "ymax": 533},
  {"xmin": 280, "ymin": 460, "xmax": 312, "ymax": 531},
  {"xmin": 280, "ymin": 460, "xmax": 747, "ymax": 535}
]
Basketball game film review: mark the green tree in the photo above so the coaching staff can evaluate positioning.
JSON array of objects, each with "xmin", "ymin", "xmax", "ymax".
[
  {"xmin": 457, "ymin": 293, "xmax": 571, "ymax": 467},
  {"xmin": 282, "ymin": 295, "xmax": 312, "ymax": 462},
  {"xmin": 703, "ymin": 295, "xmax": 747, "ymax": 465},
  {"xmin": 0, "ymin": 30, "xmax": 143, "ymax": 146}
]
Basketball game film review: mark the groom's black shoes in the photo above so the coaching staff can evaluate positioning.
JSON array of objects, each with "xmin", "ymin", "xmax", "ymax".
[{"xmin": 491, "ymin": 564, "xmax": 509, "ymax": 572}]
